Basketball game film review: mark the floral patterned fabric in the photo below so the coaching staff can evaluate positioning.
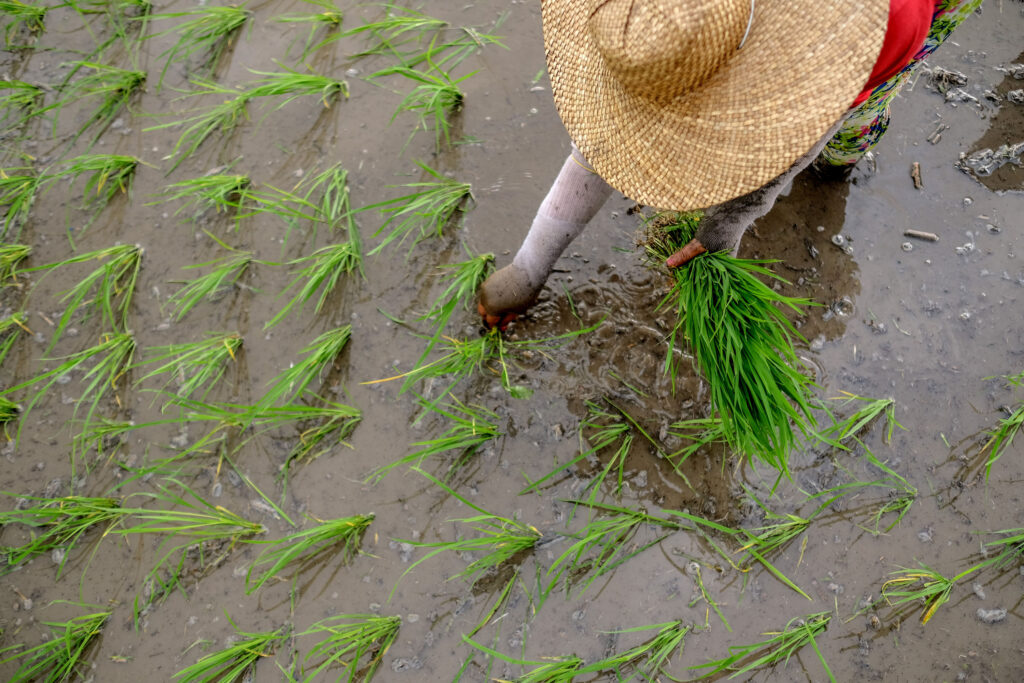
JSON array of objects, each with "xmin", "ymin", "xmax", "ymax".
[{"xmin": 820, "ymin": 0, "xmax": 983, "ymax": 166}]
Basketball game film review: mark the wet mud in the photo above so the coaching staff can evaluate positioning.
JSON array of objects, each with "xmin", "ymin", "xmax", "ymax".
[{"xmin": 2, "ymin": 1, "xmax": 1024, "ymax": 682}]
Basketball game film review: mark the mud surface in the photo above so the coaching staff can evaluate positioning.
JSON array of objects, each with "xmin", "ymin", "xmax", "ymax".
[{"xmin": 2, "ymin": 1, "xmax": 1023, "ymax": 681}]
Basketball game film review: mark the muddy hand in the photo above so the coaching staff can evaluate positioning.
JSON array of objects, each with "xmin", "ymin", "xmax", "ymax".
[
  {"xmin": 478, "ymin": 264, "xmax": 542, "ymax": 329},
  {"xmin": 665, "ymin": 238, "xmax": 707, "ymax": 268}
]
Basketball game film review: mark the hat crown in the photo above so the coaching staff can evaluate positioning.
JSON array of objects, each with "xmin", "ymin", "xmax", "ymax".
[{"xmin": 587, "ymin": 0, "xmax": 751, "ymax": 103}]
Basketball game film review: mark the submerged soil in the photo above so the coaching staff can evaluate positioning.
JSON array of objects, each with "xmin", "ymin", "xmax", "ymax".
[{"xmin": 2, "ymin": 1, "xmax": 1023, "ymax": 681}]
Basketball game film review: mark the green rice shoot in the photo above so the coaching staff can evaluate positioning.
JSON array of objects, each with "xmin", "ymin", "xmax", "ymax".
[
  {"xmin": 254, "ymin": 324, "xmax": 351, "ymax": 412},
  {"xmin": 134, "ymin": 332, "xmax": 243, "ymax": 401},
  {"xmin": 1, "ymin": 0, "xmax": 47, "ymax": 47},
  {"xmin": 143, "ymin": 80, "xmax": 252, "ymax": 173},
  {"xmin": 364, "ymin": 161, "xmax": 472, "ymax": 256},
  {"xmin": 173, "ymin": 618, "xmax": 286, "ymax": 683},
  {"xmin": 0, "ymin": 311, "xmax": 30, "ymax": 365},
  {"xmin": 271, "ymin": 0, "xmax": 343, "ymax": 59},
  {"xmin": 0, "ymin": 608, "xmax": 111, "ymax": 682},
  {"xmin": 980, "ymin": 370, "xmax": 1024, "ymax": 479},
  {"xmin": 2, "ymin": 331, "xmax": 136, "ymax": 442},
  {"xmin": 52, "ymin": 61, "xmax": 146, "ymax": 146},
  {"xmin": 33, "ymin": 243, "xmax": 143, "ymax": 344},
  {"xmin": 244, "ymin": 513, "xmax": 373, "ymax": 594},
  {"xmin": 881, "ymin": 563, "xmax": 979, "ymax": 624},
  {"xmin": 296, "ymin": 613, "xmax": 401, "ymax": 682},
  {"xmin": 0, "ymin": 243, "xmax": 31, "ymax": 284},
  {"xmin": 689, "ymin": 611, "xmax": 834, "ymax": 681},
  {"xmin": 368, "ymin": 393, "xmax": 499, "ymax": 483},
  {"xmin": 152, "ymin": 173, "xmax": 253, "ymax": 221},
  {"xmin": 245, "ymin": 62, "xmax": 348, "ymax": 108},
  {"xmin": 0, "ymin": 494, "xmax": 125, "ymax": 577},
  {"xmin": 645, "ymin": 213, "xmax": 818, "ymax": 475},
  {"xmin": 165, "ymin": 250, "xmax": 253, "ymax": 321},
  {"xmin": 149, "ymin": 4, "xmax": 250, "ymax": 89},
  {"xmin": 55, "ymin": 153, "xmax": 140, "ymax": 212},
  {"xmin": 371, "ymin": 58, "xmax": 475, "ymax": 149},
  {"xmin": 392, "ymin": 470, "xmax": 541, "ymax": 594},
  {"xmin": 1, "ymin": 168, "xmax": 49, "ymax": 239}
]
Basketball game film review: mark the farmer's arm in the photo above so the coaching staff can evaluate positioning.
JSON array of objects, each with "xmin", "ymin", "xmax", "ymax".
[{"xmin": 478, "ymin": 146, "xmax": 612, "ymax": 328}]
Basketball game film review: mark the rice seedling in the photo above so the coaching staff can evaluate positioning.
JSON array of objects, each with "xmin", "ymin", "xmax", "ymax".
[
  {"xmin": 255, "ymin": 324, "xmax": 351, "ymax": 412},
  {"xmin": 241, "ymin": 182, "xmax": 320, "ymax": 241},
  {"xmin": 296, "ymin": 613, "xmax": 401, "ymax": 682},
  {"xmin": 662, "ymin": 416, "xmax": 727, "ymax": 477},
  {"xmin": 268, "ymin": 398, "xmax": 362, "ymax": 472},
  {"xmin": 881, "ymin": 563, "xmax": 980, "ymax": 624},
  {"xmin": 244, "ymin": 513, "xmax": 373, "ymax": 594},
  {"xmin": 393, "ymin": 470, "xmax": 541, "ymax": 595},
  {"xmin": 370, "ymin": 320, "xmax": 601, "ymax": 400},
  {"xmin": 1, "ymin": 79, "xmax": 44, "ymax": 127},
  {"xmin": 544, "ymin": 502, "xmax": 681, "ymax": 598},
  {"xmin": 322, "ymin": 2, "xmax": 447, "ymax": 57},
  {"xmin": 266, "ymin": 242, "xmax": 360, "ymax": 328},
  {"xmin": 819, "ymin": 392, "xmax": 904, "ymax": 446},
  {"xmin": 980, "ymin": 371, "xmax": 1024, "ymax": 479},
  {"xmin": 364, "ymin": 161, "xmax": 472, "ymax": 256},
  {"xmin": 55, "ymin": 153, "xmax": 140, "ymax": 211},
  {"xmin": 645, "ymin": 213, "xmax": 818, "ymax": 474},
  {"xmin": 272, "ymin": 0, "xmax": 343, "ymax": 59},
  {"xmin": 173, "ymin": 618, "xmax": 286, "ymax": 683},
  {"xmin": 365, "ymin": 331, "xmax": 495, "ymax": 398},
  {"xmin": 0, "ymin": 311, "xmax": 30, "ymax": 365},
  {"xmin": 368, "ymin": 394, "xmax": 499, "ymax": 483},
  {"xmin": 1, "ymin": 0, "xmax": 47, "ymax": 47},
  {"xmin": 115, "ymin": 479, "xmax": 264, "ymax": 615},
  {"xmin": 32, "ymin": 243, "xmax": 142, "ymax": 343},
  {"xmin": 860, "ymin": 448, "xmax": 917, "ymax": 534},
  {"xmin": 731, "ymin": 496, "xmax": 813, "ymax": 600},
  {"xmin": 299, "ymin": 163, "xmax": 359, "ymax": 240},
  {"xmin": 690, "ymin": 611, "xmax": 834, "ymax": 681},
  {"xmin": 412, "ymin": 248, "xmax": 493, "ymax": 366},
  {"xmin": 152, "ymin": 173, "xmax": 253, "ymax": 221},
  {"xmin": 583, "ymin": 620, "xmax": 691, "ymax": 681},
  {"xmin": 0, "ymin": 608, "xmax": 111, "ymax": 682},
  {"xmin": 134, "ymin": 332, "xmax": 242, "ymax": 401},
  {"xmin": 371, "ymin": 58, "xmax": 475, "ymax": 149},
  {"xmin": 245, "ymin": 62, "xmax": 348, "ymax": 108},
  {"xmin": 522, "ymin": 399, "xmax": 660, "ymax": 505},
  {"xmin": 976, "ymin": 527, "xmax": 1024, "ymax": 571},
  {"xmin": 462, "ymin": 637, "xmax": 584, "ymax": 683},
  {"xmin": 52, "ymin": 61, "xmax": 146, "ymax": 146},
  {"xmin": 149, "ymin": 4, "xmax": 250, "ymax": 89},
  {"xmin": 0, "ymin": 396, "xmax": 19, "ymax": 432},
  {"xmin": 0, "ymin": 494, "xmax": 124, "ymax": 577},
  {"xmin": 165, "ymin": 248, "xmax": 253, "ymax": 321},
  {"xmin": 1, "ymin": 167, "xmax": 49, "ymax": 239},
  {"xmin": 0, "ymin": 243, "xmax": 30, "ymax": 283},
  {"xmin": 2, "ymin": 331, "xmax": 136, "ymax": 439},
  {"xmin": 70, "ymin": 416, "xmax": 147, "ymax": 468},
  {"xmin": 143, "ymin": 80, "xmax": 252, "ymax": 173}
]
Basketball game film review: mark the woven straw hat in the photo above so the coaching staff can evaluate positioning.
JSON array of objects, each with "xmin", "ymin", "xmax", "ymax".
[{"xmin": 543, "ymin": 0, "xmax": 888, "ymax": 209}]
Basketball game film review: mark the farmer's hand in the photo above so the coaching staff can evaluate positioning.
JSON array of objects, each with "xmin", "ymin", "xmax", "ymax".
[
  {"xmin": 478, "ymin": 264, "xmax": 543, "ymax": 329},
  {"xmin": 666, "ymin": 210, "xmax": 749, "ymax": 268}
]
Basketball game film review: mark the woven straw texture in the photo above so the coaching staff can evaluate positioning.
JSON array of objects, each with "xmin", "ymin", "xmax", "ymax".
[{"xmin": 543, "ymin": 0, "xmax": 888, "ymax": 210}]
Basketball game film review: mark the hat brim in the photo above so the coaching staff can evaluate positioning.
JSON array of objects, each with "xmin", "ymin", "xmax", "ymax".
[{"xmin": 543, "ymin": 0, "xmax": 888, "ymax": 209}]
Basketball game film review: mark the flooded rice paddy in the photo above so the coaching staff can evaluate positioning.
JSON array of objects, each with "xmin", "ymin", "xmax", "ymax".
[{"xmin": 1, "ymin": 1, "xmax": 1023, "ymax": 681}]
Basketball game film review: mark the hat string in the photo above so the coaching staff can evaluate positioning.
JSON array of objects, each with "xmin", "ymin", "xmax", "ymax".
[{"xmin": 738, "ymin": 0, "xmax": 755, "ymax": 50}]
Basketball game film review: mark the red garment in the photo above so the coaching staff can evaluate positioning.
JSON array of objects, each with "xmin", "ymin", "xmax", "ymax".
[{"xmin": 852, "ymin": 0, "xmax": 935, "ymax": 106}]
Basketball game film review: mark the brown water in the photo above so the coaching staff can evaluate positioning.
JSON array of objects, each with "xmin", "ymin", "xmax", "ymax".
[{"xmin": 2, "ymin": 1, "xmax": 1023, "ymax": 681}]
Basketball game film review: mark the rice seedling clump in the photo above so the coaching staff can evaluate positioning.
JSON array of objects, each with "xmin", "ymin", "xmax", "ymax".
[{"xmin": 645, "ymin": 213, "xmax": 818, "ymax": 474}]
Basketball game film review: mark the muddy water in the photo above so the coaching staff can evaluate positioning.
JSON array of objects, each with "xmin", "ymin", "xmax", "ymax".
[{"xmin": 2, "ymin": 1, "xmax": 1023, "ymax": 681}]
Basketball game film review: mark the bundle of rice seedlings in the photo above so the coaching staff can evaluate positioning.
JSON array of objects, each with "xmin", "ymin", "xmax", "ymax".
[{"xmin": 645, "ymin": 213, "xmax": 818, "ymax": 475}]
